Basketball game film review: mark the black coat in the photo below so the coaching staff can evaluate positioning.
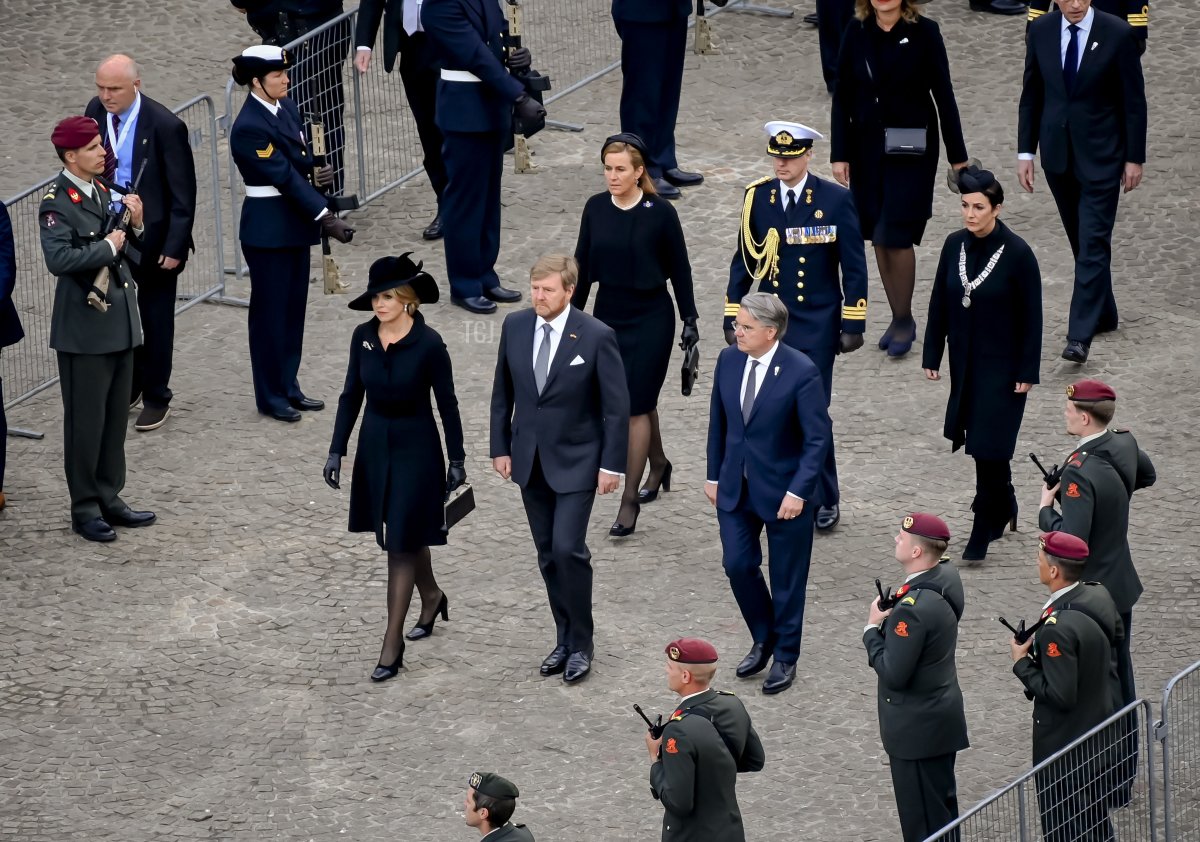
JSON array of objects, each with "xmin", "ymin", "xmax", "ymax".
[
  {"xmin": 0, "ymin": 203, "xmax": 22, "ymax": 349},
  {"xmin": 329, "ymin": 314, "xmax": 465, "ymax": 551},
  {"xmin": 923, "ymin": 220, "xmax": 1042, "ymax": 461},
  {"xmin": 831, "ymin": 13, "xmax": 968, "ymax": 226},
  {"xmin": 85, "ymin": 94, "xmax": 197, "ymax": 267}
]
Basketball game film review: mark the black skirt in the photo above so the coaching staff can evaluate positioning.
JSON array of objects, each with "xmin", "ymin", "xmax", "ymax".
[{"xmin": 594, "ymin": 285, "xmax": 674, "ymax": 415}]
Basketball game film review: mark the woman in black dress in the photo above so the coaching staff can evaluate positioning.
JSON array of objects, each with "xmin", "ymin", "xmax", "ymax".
[
  {"xmin": 831, "ymin": 0, "xmax": 969, "ymax": 357},
  {"xmin": 572, "ymin": 133, "xmax": 698, "ymax": 536},
  {"xmin": 923, "ymin": 167, "xmax": 1042, "ymax": 561},
  {"xmin": 323, "ymin": 255, "xmax": 466, "ymax": 681}
]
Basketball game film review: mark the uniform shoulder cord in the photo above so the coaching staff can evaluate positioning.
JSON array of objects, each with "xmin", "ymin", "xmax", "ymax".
[{"xmin": 740, "ymin": 188, "xmax": 780, "ymax": 284}]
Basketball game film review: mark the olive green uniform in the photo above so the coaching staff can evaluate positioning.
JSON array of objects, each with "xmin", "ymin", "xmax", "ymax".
[{"xmin": 481, "ymin": 822, "xmax": 534, "ymax": 841}]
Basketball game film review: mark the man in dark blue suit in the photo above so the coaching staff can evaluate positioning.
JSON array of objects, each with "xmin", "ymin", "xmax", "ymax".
[
  {"xmin": 725, "ymin": 122, "xmax": 867, "ymax": 532},
  {"xmin": 422, "ymin": 0, "xmax": 542, "ymax": 314},
  {"xmin": 490, "ymin": 255, "xmax": 629, "ymax": 685},
  {"xmin": 0, "ymin": 201, "xmax": 24, "ymax": 511},
  {"xmin": 1018, "ymin": 0, "xmax": 1146, "ymax": 364},
  {"xmin": 611, "ymin": 0, "xmax": 706, "ymax": 200},
  {"xmin": 706, "ymin": 293, "xmax": 832, "ymax": 695}
]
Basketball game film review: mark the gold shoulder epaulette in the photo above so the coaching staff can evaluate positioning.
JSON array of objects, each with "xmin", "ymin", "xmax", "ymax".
[
  {"xmin": 1027, "ymin": 7, "xmax": 1046, "ymax": 21},
  {"xmin": 745, "ymin": 175, "xmax": 772, "ymax": 191}
]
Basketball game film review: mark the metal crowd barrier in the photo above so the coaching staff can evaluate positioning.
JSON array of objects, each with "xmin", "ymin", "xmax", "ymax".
[
  {"xmin": 1, "ymin": 95, "xmax": 225, "ymax": 436},
  {"xmin": 924, "ymin": 700, "xmax": 1158, "ymax": 842},
  {"xmin": 1158, "ymin": 660, "xmax": 1200, "ymax": 841}
]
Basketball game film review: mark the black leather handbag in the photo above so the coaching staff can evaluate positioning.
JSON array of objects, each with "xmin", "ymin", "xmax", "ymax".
[
  {"xmin": 443, "ymin": 483, "xmax": 476, "ymax": 532},
  {"xmin": 681, "ymin": 345, "xmax": 700, "ymax": 397},
  {"xmin": 884, "ymin": 127, "xmax": 928, "ymax": 156}
]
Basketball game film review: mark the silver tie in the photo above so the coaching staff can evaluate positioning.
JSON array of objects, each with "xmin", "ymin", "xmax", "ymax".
[
  {"xmin": 534, "ymin": 323, "xmax": 552, "ymax": 394},
  {"xmin": 741, "ymin": 360, "xmax": 759, "ymax": 424}
]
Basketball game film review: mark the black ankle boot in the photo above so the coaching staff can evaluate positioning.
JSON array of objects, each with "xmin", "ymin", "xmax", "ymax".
[{"xmin": 962, "ymin": 509, "xmax": 991, "ymax": 561}]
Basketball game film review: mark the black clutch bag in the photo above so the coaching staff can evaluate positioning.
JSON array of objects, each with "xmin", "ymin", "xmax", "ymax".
[
  {"xmin": 443, "ymin": 483, "xmax": 476, "ymax": 532},
  {"xmin": 884, "ymin": 128, "xmax": 928, "ymax": 156},
  {"xmin": 681, "ymin": 345, "xmax": 700, "ymax": 397}
]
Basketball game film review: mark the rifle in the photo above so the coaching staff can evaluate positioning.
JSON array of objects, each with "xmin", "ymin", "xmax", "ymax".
[
  {"xmin": 1029, "ymin": 452, "xmax": 1064, "ymax": 490},
  {"xmin": 999, "ymin": 614, "xmax": 1049, "ymax": 645},
  {"xmin": 504, "ymin": 0, "xmax": 551, "ymax": 146},
  {"xmin": 694, "ymin": 0, "xmax": 719, "ymax": 54},
  {"xmin": 308, "ymin": 119, "xmax": 358, "ymax": 294},
  {"xmin": 90, "ymin": 159, "xmax": 147, "ymax": 312},
  {"xmin": 875, "ymin": 578, "xmax": 897, "ymax": 611},
  {"xmin": 634, "ymin": 704, "xmax": 666, "ymax": 739}
]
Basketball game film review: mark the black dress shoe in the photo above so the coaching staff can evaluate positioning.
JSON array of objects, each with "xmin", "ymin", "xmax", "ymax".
[
  {"xmin": 451, "ymin": 295, "xmax": 498, "ymax": 315},
  {"xmin": 539, "ymin": 645, "xmax": 570, "ymax": 676},
  {"xmin": 652, "ymin": 177, "xmax": 681, "ymax": 200},
  {"xmin": 762, "ymin": 660, "xmax": 797, "ymax": 695},
  {"xmin": 803, "ymin": 10, "xmax": 819, "ymax": 25},
  {"xmin": 563, "ymin": 651, "xmax": 593, "ymax": 684},
  {"xmin": 73, "ymin": 517, "xmax": 117, "ymax": 543},
  {"xmin": 422, "ymin": 213, "xmax": 443, "ymax": 241},
  {"xmin": 371, "ymin": 642, "xmax": 405, "ymax": 682},
  {"xmin": 290, "ymin": 396, "xmax": 325, "ymax": 411},
  {"xmin": 265, "ymin": 406, "xmax": 302, "ymax": 423},
  {"xmin": 663, "ymin": 168, "xmax": 704, "ymax": 187},
  {"xmin": 1062, "ymin": 340, "xmax": 1090, "ymax": 364},
  {"xmin": 104, "ymin": 507, "xmax": 157, "ymax": 528},
  {"xmin": 815, "ymin": 504, "xmax": 840, "ymax": 531},
  {"xmin": 483, "ymin": 285, "xmax": 522, "ymax": 304},
  {"xmin": 735, "ymin": 642, "xmax": 772, "ymax": 678},
  {"xmin": 970, "ymin": 0, "xmax": 1028, "ymax": 14}
]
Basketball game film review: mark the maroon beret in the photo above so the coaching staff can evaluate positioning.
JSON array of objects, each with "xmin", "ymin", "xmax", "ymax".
[
  {"xmin": 51, "ymin": 116, "xmax": 100, "ymax": 150},
  {"xmin": 665, "ymin": 638, "xmax": 719, "ymax": 664},
  {"xmin": 1066, "ymin": 379, "xmax": 1116, "ymax": 402},
  {"xmin": 1040, "ymin": 531, "xmax": 1089, "ymax": 561},
  {"xmin": 902, "ymin": 513, "xmax": 951, "ymax": 542}
]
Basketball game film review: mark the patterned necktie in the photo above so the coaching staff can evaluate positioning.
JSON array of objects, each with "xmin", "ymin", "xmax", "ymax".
[
  {"xmin": 1063, "ymin": 24, "xmax": 1080, "ymax": 91},
  {"xmin": 103, "ymin": 113, "xmax": 121, "ymax": 182},
  {"xmin": 741, "ymin": 360, "xmax": 759, "ymax": 424},
  {"xmin": 534, "ymin": 323, "xmax": 552, "ymax": 394}
]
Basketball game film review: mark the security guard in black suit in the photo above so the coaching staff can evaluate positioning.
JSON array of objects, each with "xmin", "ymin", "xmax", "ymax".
[
  {"xmin": 39, "ymin": 116, "xmax": 156, "ymax": 542},
  {"xmin": 464, "ymin": 772, "xmax": 534, "ymax": 841},
  {"xmin": 354, "ymin": 0, "xmax": 447, "ymax": 239},
  {"xmin": 725, "ymin": 122, "xmax": 868, "ymax": 532},
  {"xmin": 1012, "ymin": 532, "xmax": 1120, "ymax": 842},
  {"xmin": 865, "ymin": 514, "xmax": 968, "ymax": 842},
  {"xmin": 421, "ymin": 0, "xmax": 539, "ymax": 314},
  {"xmin": 230, "ymin": 46, "xmax": 354, "ymax": 422},
  {"xmin": 1028, "ymin": 0, "xmax": 1148, "ymax": 53},
  {"xmin": 646, "ymin": 638, "xmax": 765, "ymax": 842}
]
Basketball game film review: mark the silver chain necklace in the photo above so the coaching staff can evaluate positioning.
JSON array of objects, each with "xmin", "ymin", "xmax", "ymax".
[{"xmin": 958, "ymin": 242, "xmax": 1005, "ymax": 308}]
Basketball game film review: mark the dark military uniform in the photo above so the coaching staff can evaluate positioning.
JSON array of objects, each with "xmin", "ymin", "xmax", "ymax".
[
  {"xmin": 650, "ymin": 688, "xmax": 765, "ymax": 842},
  {"xmin": 1014, "ymin": 582, "xmax": 1120, "ymax": 842},
  {"xmin": 39, "ymin": 173, "xmax": 143, "ymax": 525},
  {"xmin": 482, "ymin": 823, "xmax": 534, "ymax": 841},
  {"xmin": 1028, "ymin": 0, "xmax": 1148, "ymax": 47},
  {"xmin": 725, "ymin": 170, "xmax": 868, "ymax": 510},
  {"xmin": 865, "ymin": 557, "xmax": 968, "ymax": 842}
]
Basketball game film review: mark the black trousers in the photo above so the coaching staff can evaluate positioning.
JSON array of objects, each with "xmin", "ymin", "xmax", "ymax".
[
  {"xmin": 1035, "ymin": 741, "xmax": 1115, "ymax": 842},
  {"xmin": 1044, "ymin": 163, "xmax": 1122, "ymax": 342},
  {"xmin": 519, "ymin": 453, "xmax": 596, "ymax": 653},
  {"xmin": 817, "ymin": 0, "xmax": 855, "ymax": 92},
  {"xmin": 440, "ymin": 129, "xmax": 505, "ymax": 299},
  {"xmin": 129, "ymin": 259, "xmax": 183, "ymax": 409},
  {"xmin": 57, "ymin": 349, "xmax": 134, "ymax": 523},
  {"xmin": 397, "ymin": 31, "xmax": 447, "ymax": 201},
  {"xmin": 243, "ymin": 244, "xmax": 311, "ymax": 414},
  {"xmin": 0, "ymin": 366, "xmax": 7, "ymax": 492},
  {"xmin": 614, "ymin": 17, "xmax": 687, "ymax": 179},
  {"xmin": 890, "ymin": 753, "xmax": 960, "ymax": 842}
]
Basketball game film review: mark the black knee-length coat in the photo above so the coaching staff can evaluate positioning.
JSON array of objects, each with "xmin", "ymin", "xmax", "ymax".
[
  {"xmin": 329, "ymin": 313, "xmax": 465, "ymax": 551},
  {"xmin": 922, "ymin": 220, "xmax": 1042, "ymax": 461}
]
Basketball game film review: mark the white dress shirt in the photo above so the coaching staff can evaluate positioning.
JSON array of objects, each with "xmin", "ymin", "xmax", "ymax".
[
  {"xmin": 1043, "ymin": 581, "xmax": 1080, "ymax": 611},
  {"xmin": 780, "ymin": 173, "xmax": 809, "ymax": 211},
  {"xmin": 1077, "ymin": 428, "xmax": 1109, "ymax": 449},
  {"xmin": 1019, "ymin": 8, "xmax": 1095, "ymax": 160}
]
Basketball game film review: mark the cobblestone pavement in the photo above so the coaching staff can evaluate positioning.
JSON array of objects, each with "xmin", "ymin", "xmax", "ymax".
[{"xmin": 2, "ymin": 1, "xmax": 1198, "ymax": 840}]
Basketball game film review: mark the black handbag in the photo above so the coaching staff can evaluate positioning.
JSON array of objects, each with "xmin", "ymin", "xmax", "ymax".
[
  {"xmin": 884, "ymin": 127, "xmax": 928, "ymax": 156},
  {"xmin": 443, "ymin": 483, "xmax": 476, "ymax": 532},
  {"xmin": 681, "ymin": 345, "xmax": 700, "ymax": 397}
]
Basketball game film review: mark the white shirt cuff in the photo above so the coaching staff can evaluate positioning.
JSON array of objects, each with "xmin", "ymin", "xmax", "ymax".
[
  {"xmin": 105, "ymin": 239, "xmax": 118, "ymax": 257},
  {"xmin": 599, "ymin": 469, "xmax": 624, "ymax": 477},
  {"xmin": 705, "ymin": 480, "xmax": 718, "ymax": 485},
  {"xmin": 356, "ymin": 46, "xmax": 371, "ymax": 52},
  {"xmin": 1018, "ymin": 153, "xmax": 1036, "ymax": 161},
  {"xmin": 864, "ymin": 624, "xmax": 882, "ymax": 634},
  {"xmin": 315, "ymin": 208, "xmax": 329, "ymax": 221},
  {"xmin": 785, "ymin": 492, "xmax": 804, "ymax": 501}
]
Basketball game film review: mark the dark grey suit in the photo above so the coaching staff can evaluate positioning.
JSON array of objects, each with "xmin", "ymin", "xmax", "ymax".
[{"xmin": 490, "ymin": 305, "xmax": 629, "ymax": 653}]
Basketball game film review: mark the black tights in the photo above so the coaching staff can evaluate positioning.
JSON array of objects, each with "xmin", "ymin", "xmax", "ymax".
[
  {"xmin": 874, "ymin": 244, "xmax": 917, "ymax": 326},
  {"xmin": 616, "ymin": 410, "xmax": 669, "ymax": 527},
  {"xmin": 380, "ymin": 547, "xmax": 441, "ymax": 665}
]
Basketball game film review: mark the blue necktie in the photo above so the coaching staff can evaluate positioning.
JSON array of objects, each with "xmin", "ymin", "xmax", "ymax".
[{"xmin": 1063, "ymin": 24, "xmax": 1080, "ymax": 91}]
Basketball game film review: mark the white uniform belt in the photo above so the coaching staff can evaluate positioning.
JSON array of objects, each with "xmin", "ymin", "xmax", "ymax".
[
  {"xmin": 245, "ymin": 185, "xmax": 282, "ymax": 198},
  {"xmin": 440, "ymin": 69, "xmax": 482, "ymax": 82}
]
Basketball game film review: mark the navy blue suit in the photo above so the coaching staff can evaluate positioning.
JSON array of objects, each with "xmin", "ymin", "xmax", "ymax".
[
  {"xmin": 422, "ymin": 0, "xmax": 524, "ymax": 300},
  {"xmin": 725, "ymin": 173, "xmax": 868, "ymax": 508},
  {"xmin": 612, "ymin": 0, "xmax": 690, "ymax": 180},
  {"xmin": 230, "ymin": 94, "xmax": 328, "ymax": 414},
  {"xmin": 706, "ymin": 342, "xmax": 832, "ymax": 662},
  {"xmin": 0, "ymin": 202, "xmax": 24, "ymax": 493}
]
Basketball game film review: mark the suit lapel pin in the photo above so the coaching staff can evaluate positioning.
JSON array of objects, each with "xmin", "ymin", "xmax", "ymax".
[
  {"xmin": 362, "ymin": 340, "xmax": 373, "ymax": 350},
  {"xmin": 1090, "ymin": 41, "xmax": 1098, "ymax": 51},
  {"xmin": 774, "ymin": 365, "xmax": 780, "ymax": 376},
  {"xmin": 569, "ymin": 333, "xmax": 577, "ymax": 339}
]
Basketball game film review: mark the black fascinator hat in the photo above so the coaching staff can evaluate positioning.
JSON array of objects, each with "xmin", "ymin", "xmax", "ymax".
[{"xmin": 348, "ymin": 253, "xmax": 438, "ymax": 311}]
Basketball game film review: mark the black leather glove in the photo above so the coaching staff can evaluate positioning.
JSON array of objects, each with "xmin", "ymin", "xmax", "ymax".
[
  {"xmin": 320, "ymin": 213, "xmax": 355, "ymax": 244},
  {"xmin": 313, "ymin": 164, "xmax": 334, "ymax": 189},
  {"xmin": 506, "ymin": 47, "xmax": 532, "ymax": 71},
  {"xmin": 724, "ymin": 327, "xmax": 737, "ymax": 346},
  {"xmin": 514, "ymin": 94, "xmax": 547, "ymax": 123},
  {"xmin": 680, "ymin": 317, "xmax": 700, "ymax": 351},
  {"xmin": 323, "ymin": 453, "xmax": 341, "ymax": 489},
  {"xmin": 838, "ymin": 332, "xmax": 864, "ymax": 354},
  {"xmin": 446, "ymin": 460, "xmax": 466, "ymax": 498}
]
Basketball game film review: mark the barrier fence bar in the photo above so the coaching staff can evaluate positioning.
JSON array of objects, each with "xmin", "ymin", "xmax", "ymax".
[
  {"xmin": 1159, "ymin": 660, "xmax": 1200, "ymax": 841},
  {"xmin": 923, "ymin": 699, "xmax": 1158, "ymax": 842}
]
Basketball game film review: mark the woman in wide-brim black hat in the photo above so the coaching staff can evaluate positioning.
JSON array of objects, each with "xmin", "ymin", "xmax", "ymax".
[{"xmin": 324, "ymin": 253, "xmax": 466, "ymax": 682}]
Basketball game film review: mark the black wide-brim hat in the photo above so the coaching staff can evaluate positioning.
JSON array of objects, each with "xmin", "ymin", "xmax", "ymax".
[{"xmin": 348, "ymin": 253, "xmax": 439, "ymax": 311}]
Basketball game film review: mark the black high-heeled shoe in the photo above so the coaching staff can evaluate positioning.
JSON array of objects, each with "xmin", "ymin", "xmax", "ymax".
[
  {"xmin": 405, "ymin": 592, "xmax": 450, "ymax": 641},
  {"xmin": 962, "ymin": 512, "xmax": 991, "ymax": 562},
  {"xmin": 370, "ymin": 642, "xmax": 405, "ymax": 682},
  {"xmin": 988, "ymin": 500, "xmax": 1019, "ymax": 542},
  {"xmin": 638, "ymin": 461, "xmax": 673, "ymax": 503},
  {"xmin": 609, "ymin": 502, "xmax": 641, "ymax": 537}
]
